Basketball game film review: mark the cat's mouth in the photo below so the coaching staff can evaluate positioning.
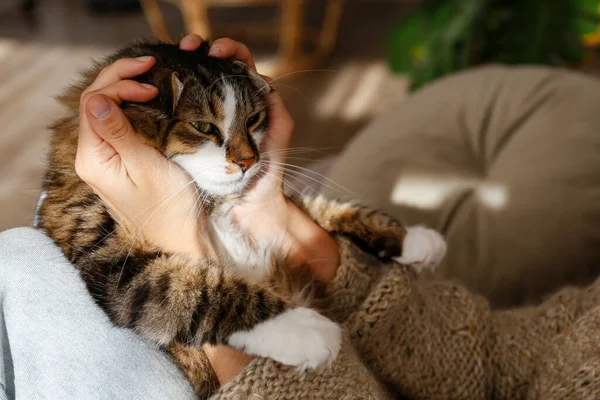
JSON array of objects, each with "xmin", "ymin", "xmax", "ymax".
[
  {"xmin": 173, "ymin": 151, "xmax": 265, "ymax": 197},
  {"xmin": 199, "ymin": 163, "xmax": 262, "ymax": 197}
]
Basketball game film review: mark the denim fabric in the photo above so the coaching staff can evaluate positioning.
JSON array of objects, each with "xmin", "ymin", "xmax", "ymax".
[{"xmin": 0, "ymin": 227, "xmax": 196, "ymax": 400}]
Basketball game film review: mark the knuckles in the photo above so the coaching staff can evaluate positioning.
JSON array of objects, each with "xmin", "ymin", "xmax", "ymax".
[
  {"xmin": 74, "ymin": 152, "xmax": 95, "ymax": 182},
  {"xmin": 102, "ymin": 115, "xmax": 131, "ymax": 139}
]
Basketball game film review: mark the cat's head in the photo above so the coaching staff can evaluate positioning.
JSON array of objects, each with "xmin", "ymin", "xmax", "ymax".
[{"xmin": 106, "ymin": 42, "xmax": 271, "ymax": 197}]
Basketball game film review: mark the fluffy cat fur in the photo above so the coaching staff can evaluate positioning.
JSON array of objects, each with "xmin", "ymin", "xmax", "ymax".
[{"xmin": 37, "ymin": 41, "xmax": 446, "ymax": 398}]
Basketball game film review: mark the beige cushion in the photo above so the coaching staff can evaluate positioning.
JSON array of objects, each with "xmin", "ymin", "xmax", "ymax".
[{"xmin": 324, "ymin": 66, "xmax": 600, "ymax": 308}]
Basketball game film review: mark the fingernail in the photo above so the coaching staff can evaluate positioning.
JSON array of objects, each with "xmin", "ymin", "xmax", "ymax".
[
  {"xmin": 141, "ymin": 83, "xmax": 157, "ymax": 91},
  {"xmin": 136, "ymin": 56, "xmax": 152, "ymax": 62},
  {"xmin": 89, "ymin": 96, "xmax": 111, "ymax": 119},
  {"xmin": 180, "ymin": 35, "xmax": 196, "ymax": 47},
  {"xmin": 208, "ymin": 45, "xmax": 223, "ymax": 56}
]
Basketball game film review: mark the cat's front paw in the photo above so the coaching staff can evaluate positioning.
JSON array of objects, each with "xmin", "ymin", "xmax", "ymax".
[
  {"xmin": 228, "ymin": 307, "xmax": 341, "ymax": 370},
  {"xmin": 393, "ymin": 226, "xmax": 447, "ymax": 273}
]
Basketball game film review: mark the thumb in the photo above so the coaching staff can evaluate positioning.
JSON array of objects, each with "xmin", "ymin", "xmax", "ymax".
[{"xmin": 85, "ymin": 94, "xmax": 145, "ymax": 163}]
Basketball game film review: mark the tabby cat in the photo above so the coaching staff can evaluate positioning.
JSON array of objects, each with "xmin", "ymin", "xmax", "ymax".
[{"xmin": 37, "ymin": 41, "xmax": 446, "ymax": 398}]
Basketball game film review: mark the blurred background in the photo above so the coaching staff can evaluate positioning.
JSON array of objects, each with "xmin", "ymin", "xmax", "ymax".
[
  {"xmin": 0, "ymin": 0, "xmax": 417, "ymax": 230},
  {"xmin": 1, "ymin": 0, "xmax": 599, "ymax": 231}
]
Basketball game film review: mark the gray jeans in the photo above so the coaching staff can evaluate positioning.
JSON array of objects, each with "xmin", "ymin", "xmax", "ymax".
[{"xmin": 0, "ymin": 227, "xmax": 196, "ymax": 400}]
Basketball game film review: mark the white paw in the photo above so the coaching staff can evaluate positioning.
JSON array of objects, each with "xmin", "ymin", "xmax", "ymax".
[
  {"xmin": 393, "ymin": 226, "xmax": 446, "ymax": 273},
  {"xmin": 228, "ymin": 307, "xmax": 341, "ymax": 370}
]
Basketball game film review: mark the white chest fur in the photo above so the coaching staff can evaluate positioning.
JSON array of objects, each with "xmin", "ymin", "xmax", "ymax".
[{"xmin": 209, "ymin": 204, "xmax": 277, "ymax": 283}]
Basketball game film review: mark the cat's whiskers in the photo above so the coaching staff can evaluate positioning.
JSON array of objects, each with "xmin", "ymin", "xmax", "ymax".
[
  {"xmin": 260, "ymin": 146, "xmax": 338, "ymax": 158},
  {"xmin": 66, "ymin": 177, "xmax": 201, "ymax": 266},
  {"xmin": 261, "ymin": 160, "xmax": 355, "ymax": 196},
  {"xmin": 273, "ymin": 160, "xmax": 355, "ymax": 195},
  {"xmin": 256, "ymin": 162, "xmax": 315, "ymax": 199},
  {"xmin": 84, "ymin": 179, "xmax": 198, "ymax": 266},
  {"xmin": 264, "ymin": 83, "xmax": 308, "ymax": 104},
  {"xmin": 278, "ymin": 156, "xmax": 326, "ymax": 163},
  {"xmin": 282, "ymin": 171, "xmax": 320, "ymax": 197},
  {"xmin": 259, "ymin": 168, "xmax": 299, "ymax": 196},
  {"xmin": 114, "ymin": 180, "xmax": 201, "ymax": 291},
  {"xmin": 251, "ymin": 69, "xmax": 337, "ymax": 99},
  {"xmin": 206, "ymin": 74, "xmax": 254, "ymax": 95}
]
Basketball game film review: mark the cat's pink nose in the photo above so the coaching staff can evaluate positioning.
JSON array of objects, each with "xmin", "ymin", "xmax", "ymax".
[{"xmin": 236, "ymin": 156, "xmax": 256, "ymax": 173}]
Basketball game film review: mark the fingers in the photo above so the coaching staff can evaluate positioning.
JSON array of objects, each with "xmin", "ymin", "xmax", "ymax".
[
  {"xmin": 84, "ymin": 80, "xmax": 158, "ymax": 108},
  {"xmin": 84, "ymin": 94, "xmax": 153, "ymax": 168},
  {"xmin": 86, "ymin": 56, "xmax": 156, "ymax": 94},
  {"xmin": 181, "ymin": 35, "xmax": 258, "ymax": 71},
  {"xmin": 77, "ymin": 81, "xmax": 157, "ymax": 176},
  {"xmin": 77, "ymin": 80, "xmax": 157, "ymax": 151},
  {"xmin": 209, "ymin": 38, "xmax": 256, "ymax": 70},
  {"xmin": 179, "ymin": 34, "xmax": 204, "ymax": 51}
]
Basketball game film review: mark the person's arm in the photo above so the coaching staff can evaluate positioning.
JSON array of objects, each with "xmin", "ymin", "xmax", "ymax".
[{"xmin": 75, "ymin": 34, "xmax": 344, "ymax": 387}]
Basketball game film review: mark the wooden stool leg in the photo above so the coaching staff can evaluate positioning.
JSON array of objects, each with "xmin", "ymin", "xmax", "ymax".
[
  {"xmin": 139, "ymin": 0, "xmax": 173, "ymax": 42},
  {"xmin": 179, "ymin": 0, "xmax": 211, "ymax": 39}
]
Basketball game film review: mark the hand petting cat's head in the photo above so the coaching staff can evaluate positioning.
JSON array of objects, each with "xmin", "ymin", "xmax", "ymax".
[{"xmin": 70, "ymin": 42, "xmax": 271, "ymax": 198}]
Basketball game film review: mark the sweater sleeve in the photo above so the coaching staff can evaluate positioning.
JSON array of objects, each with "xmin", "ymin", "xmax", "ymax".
[
  {"xmin": 527, "ymin": 304, "xmax": 600, "ymax": 400},
  {"xmin": 329, "ymin": 238, "xmax": 494, "ymax": 400},
  {"xmin": 212, "ymin": 333, "xmax": 391, "ymax": 400},
  {"xmin": 212, "ymin": 238, "xmax": 392, "ymax": 400},
  {"xmin": 331, "ymin": 237, "xmax": 600, "ymax": 400},
  {"xmin": 325, "ymin": 237, "xmax": 387, "ymax": 323}
]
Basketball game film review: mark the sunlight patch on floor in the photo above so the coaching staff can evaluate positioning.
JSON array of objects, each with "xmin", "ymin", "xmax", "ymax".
[
  {"xmin": 315, "ymin": 60, "xmax": 408, "ymax": 121},
  {"xmin": 341, "ymin": 62, "xmax": 388, "ymax": 120},
  {"xmin": 0, "ymin": 38, "xmax": 17, "ymax": 63},
  {"xmin": 315, "ymin": 62, "xmax": 360, "ymax": 118}
]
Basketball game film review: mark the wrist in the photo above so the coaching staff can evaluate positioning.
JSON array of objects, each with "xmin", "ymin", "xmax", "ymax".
[
  {"xmin": 203, "ymin": 344, "xmax": 254, "ymax": 385},
  {"xmin": 135, "ymin": 204, "xmax": 215, "ymax": 261},
  {"xmin": 284, "ymin": 199, "xmax": 340, "ymax": 283}
]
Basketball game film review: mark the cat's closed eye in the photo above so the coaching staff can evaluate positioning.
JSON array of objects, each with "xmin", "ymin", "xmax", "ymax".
[
  {"xmin": 191, "ymin": 121, "xmax": 216, "ymax": 134},
  {"xmin": 246, "ymin": 113, "xmax": 261, "ymax": 128}
]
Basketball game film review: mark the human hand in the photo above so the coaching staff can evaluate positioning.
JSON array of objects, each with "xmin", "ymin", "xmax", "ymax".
[
  {"xmin": 181, "ymin": 35, "xmax": 340, "ymax": 283},
  {"xmin": 75, "ymin": 50, "xmax": 213, "ymax": 260}
]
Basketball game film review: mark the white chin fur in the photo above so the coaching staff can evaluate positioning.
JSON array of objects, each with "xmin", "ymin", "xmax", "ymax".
[
  {"xmin": 172, "ymin": 146, "xmax": 257, "ymax": 197},
  {"xmin": 196, "ymin": 176, "xmax": 247, "ymax": 197},
  {"xmin": 228, "ymin": 307, "xmax": 342, "ymax": 370}
]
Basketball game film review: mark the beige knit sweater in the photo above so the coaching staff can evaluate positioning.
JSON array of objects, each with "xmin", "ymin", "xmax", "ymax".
[{"xmin": 213, "ymin": 238, "xmax": 600, "ymax": 399}]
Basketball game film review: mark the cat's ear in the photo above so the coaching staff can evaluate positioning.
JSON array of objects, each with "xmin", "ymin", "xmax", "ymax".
[
  {"xmin": 151, "ymin": 68, "xmax": 185, "ymax": 115},
  {"xmin": 233, "ymin": 60, "xmax": 271, "ymax": 95},
  {"xmin": 170, "ymin": 72, "xmax": 184, "ymax": 111}
]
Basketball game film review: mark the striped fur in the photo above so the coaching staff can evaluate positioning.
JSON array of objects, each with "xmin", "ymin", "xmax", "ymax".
[{"xmin": 38, "ymin": 42, "xmax": 426, "ymax": 398}]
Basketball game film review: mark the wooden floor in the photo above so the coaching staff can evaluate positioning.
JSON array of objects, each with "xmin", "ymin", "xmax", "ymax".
[{"xmin": 0, "ymin": 0, "xmax": 411, "ymax": 231}]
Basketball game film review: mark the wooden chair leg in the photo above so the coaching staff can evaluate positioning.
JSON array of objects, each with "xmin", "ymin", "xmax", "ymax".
[
  {"xmin": 278, "ymin": 0, "xmax": 306, "ymax": 72},
  {"xmin": 139, "ymin": 0, "xmax": 173, "ymax": 42},
  {"xmin": 274, "ymin": 0, "xmax": 343, "ymax": 76},
  {"xmin": 317, "ymin": 0, "xmax": 344, "ymax": 57},
  {"xmin": 179, "ymin": 0, "xmax": 211, "ymax": 39}
]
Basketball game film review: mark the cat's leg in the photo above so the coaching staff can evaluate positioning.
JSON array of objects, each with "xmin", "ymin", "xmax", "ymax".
[
  {"xmin": 294, "ymin": 195, "xmax": 446, "ymax": 272},
  {"xmin": 167, "ymin": 343, "xmax": 219, "ymax": 399},
  {"xmin": 81, "ymin": 249, "xmax": 341, "ymax": 370}
]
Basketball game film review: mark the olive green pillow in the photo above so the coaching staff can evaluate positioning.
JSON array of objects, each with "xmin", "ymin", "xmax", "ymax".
[{"xmin": 324, "ymin": 66, "xmax": 600, "ymax": 307}]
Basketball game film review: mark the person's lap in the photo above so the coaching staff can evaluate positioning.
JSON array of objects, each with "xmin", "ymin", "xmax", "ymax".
[{"xmin": 0, "ymin": 227, "xmax": 195, "ymax": 400}]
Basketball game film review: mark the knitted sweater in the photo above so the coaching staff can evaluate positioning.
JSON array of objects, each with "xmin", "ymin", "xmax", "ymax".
[{"xmin": 213, "ymin": 238, "xmax": 600, "ymax": 399}]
